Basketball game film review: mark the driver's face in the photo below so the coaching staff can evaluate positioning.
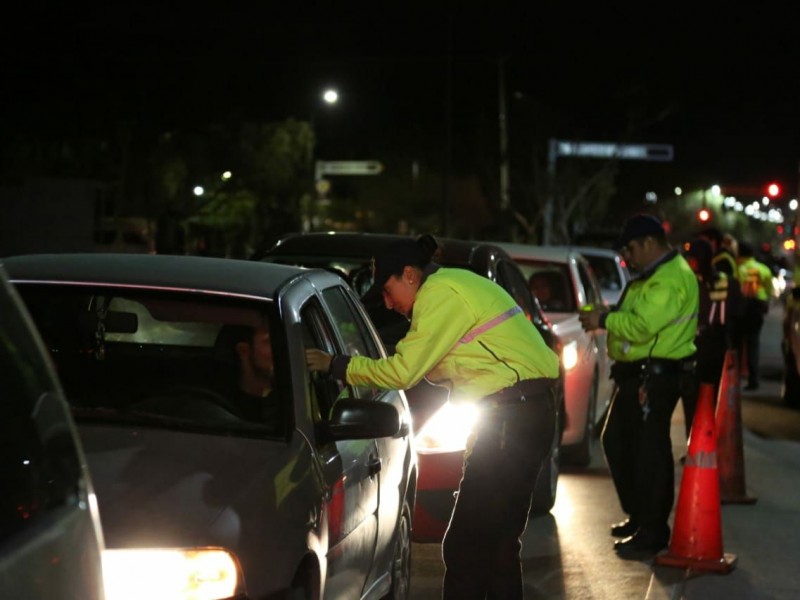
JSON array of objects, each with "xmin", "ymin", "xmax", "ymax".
[{"xmin": 249, "ymin": 327, "xmax": 274, "ymax": 378}]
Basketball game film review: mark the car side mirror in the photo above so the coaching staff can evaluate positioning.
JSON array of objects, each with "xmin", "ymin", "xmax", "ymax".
[{"xmin": 324, "ymin": 399, "xmax": 400, "ymax": 440}]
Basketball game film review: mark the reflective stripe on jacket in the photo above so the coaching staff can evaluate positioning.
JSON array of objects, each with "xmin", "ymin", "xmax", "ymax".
[
  {"xmin": 605, "ymin": 250, "xmax": 698, "ymax": 362},
  {"xmin": 346, "ymin": 267, "xmax": 559, "ymax": 402}
]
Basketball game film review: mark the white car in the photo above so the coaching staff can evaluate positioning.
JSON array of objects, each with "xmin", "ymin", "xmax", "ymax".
[
  {"xmin": 6, "ymin": 253, "xmax": 417, "ymax": 600},
  {"xmin": 496, "ymin": 243, "xmax": 614, "ymax": 466},
  {"xmin": 0, "ymin": 263, "xmax": 106, "ymax": 599},
  {"xmin": 566, "ymin": 245, "xmax": 631, "ymax": 308}
]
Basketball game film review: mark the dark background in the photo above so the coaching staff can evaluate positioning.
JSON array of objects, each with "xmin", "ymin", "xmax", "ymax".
[{"xmin": 2, "ymin": 5, "xmax": 799, "ymax": 243}]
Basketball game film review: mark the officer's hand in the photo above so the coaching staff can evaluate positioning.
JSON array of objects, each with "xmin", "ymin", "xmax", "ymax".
[
  {"xmin": 306, "ymin": 349, "xmax": 333, "ymax": 373},
  {"xmin": 579, "ymin": 308, "xmax": 603, "ymax": 332}
]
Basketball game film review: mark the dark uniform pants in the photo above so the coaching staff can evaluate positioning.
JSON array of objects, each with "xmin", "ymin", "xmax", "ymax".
[
  {"xmin": 601, "ymin": 367, "xmax": 681, "ymax": 541},
  {"xmin": 442, "ymin": 392, "xmax": 555, "ymax": 600},
  {"xmin": 741, "ymin": 298, "xmax": 767, "ymax": 387}
]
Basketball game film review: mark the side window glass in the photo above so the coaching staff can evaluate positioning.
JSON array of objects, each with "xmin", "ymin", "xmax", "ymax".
[
  {"xmin": 586, "ymin": 255, "xmax": 619, "ymax": 291},
  {"xmin": 321, "ymin": 287, "xmax": 380, "ymax": 398},
  {"xmin": 0, "ymin": 288, "xmax": 82, "ymax": 542},
  {"xmin": 524, "ymin": 264, "xmax": 575, "ymax": 312},
  {"xmin": 577, "ymin": 262, "xmax": 603, "ymax": 307},
  {"xmin": 300, "ymin": 300, "xmax": 345, "ymax": 424}
]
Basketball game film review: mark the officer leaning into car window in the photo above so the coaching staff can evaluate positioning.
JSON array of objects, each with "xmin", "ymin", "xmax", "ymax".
[
  {"xmin": 579, "ymin": 214, "xmax": 698, "ymax": 560},
  {"xmin": 306, "ymin": 234, "xmax": 559, "ymax": 600}
]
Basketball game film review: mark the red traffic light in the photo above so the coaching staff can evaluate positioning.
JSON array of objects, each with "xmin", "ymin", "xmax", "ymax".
[
  {"xmin": 697, "ymin": 208, "xmax": 711, "ymax": 223},
  {"xmin": 767, "ymin": 182, "xmax": 781, "ymax": 197}
]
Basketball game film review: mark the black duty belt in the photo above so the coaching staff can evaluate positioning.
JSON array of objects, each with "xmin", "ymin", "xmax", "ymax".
[
  {"xmin": 612, "ymin": 357, "xmax": 696, "ymax": 380},
  {"xmin": 481, "ymin": 378, "xmax": 557, "ymax": 408}
]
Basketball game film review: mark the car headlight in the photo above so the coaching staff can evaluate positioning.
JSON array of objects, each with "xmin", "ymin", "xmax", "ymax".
[
  {"xmin": 562, "ymin": 339, "xmax": 579, "ymax": 371},
  {"xmin": 102, "ymin": 547, "xmax": 242, "ymax": 600},
  {"xmin": 415, "ymin": 400, "xmax": 478, "ymax": 453}
]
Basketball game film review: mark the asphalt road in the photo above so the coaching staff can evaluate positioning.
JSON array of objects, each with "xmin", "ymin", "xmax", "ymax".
[{"xmin": 739, "ymin": 300, "xmax": 800, "ymax": 443}]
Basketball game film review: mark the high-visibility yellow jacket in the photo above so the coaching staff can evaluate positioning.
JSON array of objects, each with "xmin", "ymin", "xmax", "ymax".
[
  {"xmin": 738, "ymin": 257, "xmax": 773, "ymax": 302},
  {"xmin": 712, "ymin": 250, "xmax": 739, "ymax": 282},
  {"xmin": 345, "ymin": 266, "xmax": 559, "ymax": 403},
  {"xmin": 604, "ymin": 250, "xmax": 698, "ymax": 362}
]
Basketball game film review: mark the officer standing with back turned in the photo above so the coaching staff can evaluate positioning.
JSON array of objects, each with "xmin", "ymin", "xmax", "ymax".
[{"xmin": 579, "ymin": 214, "xmax": 698, "ymax": 560}]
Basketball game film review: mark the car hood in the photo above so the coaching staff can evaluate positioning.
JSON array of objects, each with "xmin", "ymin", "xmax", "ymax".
[
  {"xmin": 546, "ymin": 312, "xmax": 586, "ymax": 344},
  {"xmin": 78, "ymin": 423, "xmax": 309, "ymax": 550},
  {"xmin": 544, "ymin": 311, "xmax": 577, "ymax": 330}
]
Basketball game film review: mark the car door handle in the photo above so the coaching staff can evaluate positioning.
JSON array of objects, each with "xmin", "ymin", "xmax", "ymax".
[{"xmin": 368, "ymin": 457, "xmax": 382, "ymax": 477}]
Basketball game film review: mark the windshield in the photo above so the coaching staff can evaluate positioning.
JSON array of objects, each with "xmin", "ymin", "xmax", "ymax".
[{"xmin": 16, "ymin": 284, "xmax": 288, "ymax": 439}]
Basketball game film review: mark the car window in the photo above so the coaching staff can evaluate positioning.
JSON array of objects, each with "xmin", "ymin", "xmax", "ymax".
[
  {"xmin": 584, "ymin": 254, "xmax": 623, "ymax": 292},
  {"xmin": 0, "ymin": 286, "xmax": 83, "ymax": 542},
  {"xmin": 300, "ymin": 299, "xmax": 348, "ymax": 424},
  {"xmin": 516, "ymin": 261, "xmax": 576, "ymax": 312},
  {"xmin": 577, "ymin": 261, "xmax": 604, "ymax": 307},
  {"xmin": 16, "ymin": 284, "xmax": 289, "ymax": 438},
  {"xmin": 321, "ymin": 287, "xmax": 381, "ymax": 399}
]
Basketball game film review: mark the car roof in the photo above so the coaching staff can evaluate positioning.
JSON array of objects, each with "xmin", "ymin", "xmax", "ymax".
[
  {"xmin": 265, "ymin": 231, "xmax": 513, "ymax": 267},
  {"xmin": 493, "ymin": 242, "xmax": 583, "ymax": 264},
  {"xmin": 553, "ymin": 245, "xmax": 622, "ymax": 258},
  {"xmin": 1, "ymin": 253, "xmax": 319, "ymax": 299}
]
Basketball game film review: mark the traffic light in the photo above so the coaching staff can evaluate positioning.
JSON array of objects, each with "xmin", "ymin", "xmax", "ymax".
[
  {"xmin": 766, "ymin": 182, "xmax": 782, "ymax": 198},
  {"xmin": 697, "ymin": 208, "xmax": 712, "ymax": 223}
]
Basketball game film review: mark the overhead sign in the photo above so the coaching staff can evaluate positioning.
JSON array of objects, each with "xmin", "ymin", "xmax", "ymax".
[
  {"xmin": 554, "ymin": 141, "xmax": 674, "ymax": 162},
  {"xmin": 315, "ymin": 160, "xmax": 384, "ymax": 178}
]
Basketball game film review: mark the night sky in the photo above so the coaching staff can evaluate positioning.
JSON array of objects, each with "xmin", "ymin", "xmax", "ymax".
[{"xmin": 2, "ymin": 5, "xmax": 799, "ymax": 199}]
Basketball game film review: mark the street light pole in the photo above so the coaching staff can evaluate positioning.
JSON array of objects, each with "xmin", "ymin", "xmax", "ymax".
[
  {"xmin": 498, "ymin": 56, "xmax": 510, "ymax": 214},
  {"xmin": 306, "ymin": 88, "xmax": 339, "ymax": 232}
]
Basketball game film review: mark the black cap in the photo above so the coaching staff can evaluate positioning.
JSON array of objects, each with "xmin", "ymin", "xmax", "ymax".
[
  {"xmin": 361, "ymin": 235, "xmax": 437, "ymax": 305},
  {"xmin": 614, "ymin": 214, "xmax": 665, "ymax": 249}
]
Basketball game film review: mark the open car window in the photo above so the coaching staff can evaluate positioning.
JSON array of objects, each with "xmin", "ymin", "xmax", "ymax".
[{"xmin": 15, "ymin": 284, "xmax": 288, "ymax": 439}]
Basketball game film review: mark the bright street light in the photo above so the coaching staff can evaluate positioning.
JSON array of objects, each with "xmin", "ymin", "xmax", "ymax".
[{"xmin": 322, "ymin": 88, "xmax": 338, "ymax": 105}]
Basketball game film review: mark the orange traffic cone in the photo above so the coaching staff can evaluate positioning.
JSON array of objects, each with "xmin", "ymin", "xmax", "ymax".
[
  {"xmin": 655, "ymin": 382, "xmax": 737, "ymax": 573},
  {"xmin": 716, "ymin": 349, "xmax": 757, "ymax": 504}
]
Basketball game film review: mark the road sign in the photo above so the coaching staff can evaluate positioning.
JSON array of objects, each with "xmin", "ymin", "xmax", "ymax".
[
  {"xmin": 553, "ymin": 141, "xmax": 674, "ymax": 162},
  {"xmin": 315, "ymin": 160, "xmax": 384, "ymax": 178}
]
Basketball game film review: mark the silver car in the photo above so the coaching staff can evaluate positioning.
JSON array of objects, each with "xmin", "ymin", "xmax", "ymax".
[
  {"xmin": 0, "ymin": 263, "xmax": 106, "ymax": 599},
  {"xmin": 566, "ymin": 245, "xmax": 631, "ymax": 308},
  {"xmin": 496, "ymin": 243, "xmax": 614, "ymax": 467},
  {"xmin": 5, "ymin": 253, "xmax": 417, "ymax": 600}
]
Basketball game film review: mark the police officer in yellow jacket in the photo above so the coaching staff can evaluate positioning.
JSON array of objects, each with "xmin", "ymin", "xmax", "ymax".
[
  {"xmin": 737, "ymin": 241, "xmax": 774, "ymax": 390},
  {"xmin": 306, "ymin": 234, "xmax": 559, "ymax": 599},
  {"xmin": 580, "ymin": 214, "xmax": 698, "ymax": 560}
]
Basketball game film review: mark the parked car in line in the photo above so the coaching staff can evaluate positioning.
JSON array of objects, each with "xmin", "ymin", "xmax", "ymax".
[
  {"xmin": 781, "ymin": 286, "xmax": 800, "ymax": 408},
  {"xmin": 566, "ymin": 245, "xmax": 631, "ymax": 307},
  {"xmin": 496, "ymin": 243, "xmax": 614, "ymax": 467},
  {"xmin": 0, "ymin": 263, "xmax": 106, "ymax": 600},
  {"xmin": 5, "ymin": 253, "xmax": 416, "ymax": 600},
  {"xmin": 260, "ymin": 232, "xmax": 565, "ymax": 541}
]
